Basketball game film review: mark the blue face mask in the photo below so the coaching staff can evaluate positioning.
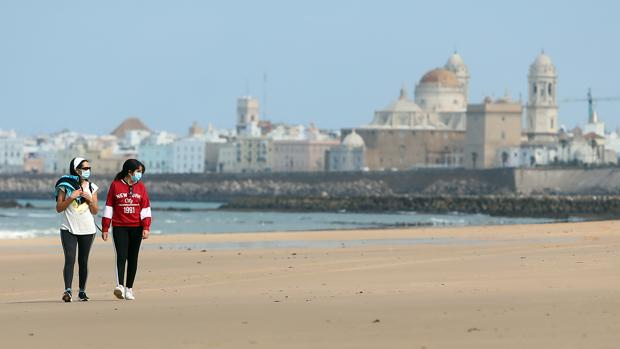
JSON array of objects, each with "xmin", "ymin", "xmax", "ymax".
[
  {"xmin": 131, "ymin": 172, "xmax": 142, "ymax": 182},
  {"xmin": 81, "ymin": 170, "xmax": 91, "ymax": 180}
]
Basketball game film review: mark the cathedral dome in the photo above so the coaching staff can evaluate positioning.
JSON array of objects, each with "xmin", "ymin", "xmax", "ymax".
[
  {"xmin": 342, "ymin": 130, "xmax": 365, "ymax": 148},
  {"xmin": 447, "ymin": 52, "xmax": 464, "ymax": 66},
  {"xmin": 382, "ymin": 85, "xmax": 422, "ymax": 113},
  {"xmin": 419, "ymin": 69, "xmax": 460, "ymax": 87},
  {"xmin": 383, "ymin": 98, "xmax": 422, "ymax": 113},
  {"xmin": 445, "ymin": 52, "xmax": 467, "ymax": 72},
  {"xmin": 533, "ymin": 52, "xmax": 552, "ymax": 66},
  {"xmin": 529, "ymin": 51, "xmax": 556, "ymax": 76}
]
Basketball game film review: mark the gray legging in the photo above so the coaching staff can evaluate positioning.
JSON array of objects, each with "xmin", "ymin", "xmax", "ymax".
[{"xmin": 60, "ymin": 230, "xmax": 95, "ymax": 291}]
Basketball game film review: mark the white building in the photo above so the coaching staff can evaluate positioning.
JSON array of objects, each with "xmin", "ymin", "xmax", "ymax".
[
  {"xmin": 498, "ymin": 145, "xmax": 559, "ymax": 168},
  {"xmin": 34, "ymin": 130, "xmax": 89, "ymax": 173},
  {"xmin": 267, "ymin": 123, "xmax": 339, "ymax": 172},
  {"xmin": 0, "ymin": 130, "xmax": 24, "ymax": 173},
  {"xmin": 559, "ymin": 128, "xmax": 615, "ymax": 165},
  {"xmin": 122, "ymin": 130, "xmax": 151, "ymax": 149},
  {"xmin": 503, "ymin": 126, "xmax": 616, "ymax": 167},
  {"xmin": 217, "ymin": 143, "xmax": 237, "ymax": 173},
  {"xmin": 236, "ymin": 96, "xmax": 261, "ymax": 137},
  {"xmin": 326, "ymin": 130, "xmax": 366, "ymax": 172},
  {"xmin": 140, "ymin": 136, "xmax": 206, "ymax": 174},
  {"xmin": 217, "ymin": 136, "xmax": 272, "ymax": 173},
  {"xmin": 605, "ymin": 131, "xmax": 620, "ymax": 159},
  {"xmin": 268, "ymin": 124, "xmax": 307, "ymax": 140},
  {"xmin": 140, "ymin": 143, "xmax": 173, "ymax": 174},
  {"xmin": 191, "ymin": 123, "xmax": 228, "ymax": 172},
  {"xmin": 171, "ymin": 138, "xmax": 206, "ymax": 173}
]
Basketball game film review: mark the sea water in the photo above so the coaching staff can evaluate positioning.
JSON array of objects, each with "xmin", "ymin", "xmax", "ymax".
[{"xmin": 0, "ymin": 199, "xmax": 569, "ymax": 239}]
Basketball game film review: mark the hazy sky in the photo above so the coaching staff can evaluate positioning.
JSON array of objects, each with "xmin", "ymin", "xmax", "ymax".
[{"xmin": 1, "ymin": 0, "xmax": 618, "ymax": 136}]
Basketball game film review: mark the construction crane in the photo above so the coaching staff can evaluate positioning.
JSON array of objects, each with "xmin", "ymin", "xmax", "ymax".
[{"xmin": 561, "ymin": 88, "xmax": 620, "ymax": 123}]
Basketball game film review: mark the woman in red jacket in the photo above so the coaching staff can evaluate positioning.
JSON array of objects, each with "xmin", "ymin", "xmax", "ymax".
[{"xmin": 101, "ymin": 159, "xmax": 151, "ymax": 301}]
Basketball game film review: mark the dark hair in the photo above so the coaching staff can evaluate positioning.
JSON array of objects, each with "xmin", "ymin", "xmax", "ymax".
[
  {"xmin": 69, "ymin": 157, "xmax": 88, "ymax": 177},
  {"xmin": 115, "ymin": 159, "xmax": 145, "ymax": 181}
]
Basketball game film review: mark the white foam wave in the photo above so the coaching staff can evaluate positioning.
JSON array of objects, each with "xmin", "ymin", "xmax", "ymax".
[
  {"xmin": 429, "ymin": 217, "xmax": 466, "ymax": 226},
  {"xmin": 25, "ymin": 213, "xmax": 57, "ymax": 219},
  {"xmin": 0, "ymin": 229, "xmax": 57, "ymax": 239}
]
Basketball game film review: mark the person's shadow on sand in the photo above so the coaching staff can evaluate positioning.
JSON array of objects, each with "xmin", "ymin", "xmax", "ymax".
[{"xmin": 4, "ymin": 299, "xmax": 119, "ymax": 304}]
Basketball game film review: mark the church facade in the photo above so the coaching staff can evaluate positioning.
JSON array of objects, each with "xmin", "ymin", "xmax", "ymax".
[{"xmin": 349, "ymin": 52, "xmax": 470, "ymax": 170}]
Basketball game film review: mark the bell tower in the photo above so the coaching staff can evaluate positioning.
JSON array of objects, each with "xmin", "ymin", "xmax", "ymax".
[{"xmin": 525, "ymin": 51, "xmax": 558, "ymax": 143}]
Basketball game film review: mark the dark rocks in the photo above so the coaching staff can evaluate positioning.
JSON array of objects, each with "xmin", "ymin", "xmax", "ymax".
[
  {"xmin": 0, "ymin": 199, "xmax": 20, "ymax": 208},
  {"xmin": 220, "ymin": 195, "xmax": 620, "ymax": 219}
]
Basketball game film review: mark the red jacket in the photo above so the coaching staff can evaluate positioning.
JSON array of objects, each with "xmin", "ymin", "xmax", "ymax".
[{"xmin": 102, "ymin": 179, "xmax": 151, "ymax": 232}]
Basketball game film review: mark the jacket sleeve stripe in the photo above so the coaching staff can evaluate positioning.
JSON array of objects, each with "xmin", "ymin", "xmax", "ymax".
[
  {"xmin": 140, "ymin": 207, "xmax": 152, "ymax": 220},
  {"xmin": 103, "ymin": 205, "xmax": 114, "ymax": 219}
]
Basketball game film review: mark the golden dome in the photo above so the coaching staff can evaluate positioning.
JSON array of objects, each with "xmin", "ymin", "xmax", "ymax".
[{"xmin": 419, "ymin": 68, "xmax": 460, "ymax": 87}]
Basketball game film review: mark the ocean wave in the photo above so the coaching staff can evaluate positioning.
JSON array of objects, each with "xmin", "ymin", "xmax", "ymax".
[
  {"xmin": 429, "ymin": 217, "xmax": 466, "ymax": 226},
  {"xmin": 25, "ymin": 213, "xmax": 57, "ymax": 219},
  {"xmin": 0, "ymin": 229, "xmax": 57, "ymax": 239}
]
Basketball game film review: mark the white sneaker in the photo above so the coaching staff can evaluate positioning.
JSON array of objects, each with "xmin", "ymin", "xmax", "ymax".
[
  {"xmin": 125, "ymin": 288, "xmax": 135, "ymax": 300},
  {"xmin": 114, "ymin": 285, "xmax": 125, "ymax": 299}
]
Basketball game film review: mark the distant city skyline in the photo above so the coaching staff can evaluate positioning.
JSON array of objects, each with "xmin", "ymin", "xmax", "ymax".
[{"xmin": 0, "ymin": 0, "xmax": 618, "ymax": 136}]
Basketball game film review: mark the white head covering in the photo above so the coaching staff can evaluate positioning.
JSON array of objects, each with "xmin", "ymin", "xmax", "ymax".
[{"xmin": 72, "ymin": 157, "xmax": 86, "ymax": 172}]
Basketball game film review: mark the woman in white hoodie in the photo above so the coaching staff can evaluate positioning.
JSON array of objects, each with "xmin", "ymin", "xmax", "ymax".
[{"xmin": 55, "ymin": 157, "xmax": 99, "ymax": 302}]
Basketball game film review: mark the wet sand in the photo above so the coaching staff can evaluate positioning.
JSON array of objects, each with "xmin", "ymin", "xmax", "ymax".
[{"xmin": 0, "ymin": 220, "xmax": 619, "ymax": 348}]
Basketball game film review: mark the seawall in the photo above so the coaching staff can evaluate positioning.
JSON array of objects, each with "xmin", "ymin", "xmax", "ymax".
[
  {"xmin": 0, "ymin": 169, "xmax": 516, "ymax": 200},
  {"xmin": 220, "ymin": 195, "xmax": 620, "ymax": 218}
]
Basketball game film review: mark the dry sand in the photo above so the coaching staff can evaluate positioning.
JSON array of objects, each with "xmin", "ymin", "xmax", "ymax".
[{"xmin": 0, "ymin": 220, "xmax": 619, "ymax": 348}]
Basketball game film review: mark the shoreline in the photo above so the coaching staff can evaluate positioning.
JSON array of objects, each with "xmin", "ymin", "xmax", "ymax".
[
  {"xmin": 0, "ymin": 214, "xmax": 582, "ymax": 241},
  {"xmin": 0, "ymin": 219, "xmax": 609, "ymax": 246}
]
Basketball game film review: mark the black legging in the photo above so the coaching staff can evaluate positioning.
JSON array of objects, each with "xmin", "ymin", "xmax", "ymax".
[
  {"xmin": 112, "ymin": 227, "xmax": 143, "ymax": 288},
  {"xmin": 60, "ymin": 230, "xmax": 95, "ymax": 290}
]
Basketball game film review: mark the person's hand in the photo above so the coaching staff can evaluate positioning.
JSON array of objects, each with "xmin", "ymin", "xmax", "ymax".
[
  {"xmin": 70, "ymin": 188, "xmax": 83, "ymax": 200},
  {"xmin": 142, "ymin": 229, "xmax": 150, "ymax": 240},
  {"xmin": 81, "ymin": 190, "xmax": 93, "ymax": 203},
  {"xmin": 102, "ymin": 231, "xmax": 109, "ymax": 241}
]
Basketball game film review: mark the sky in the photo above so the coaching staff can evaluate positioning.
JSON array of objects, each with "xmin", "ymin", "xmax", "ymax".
[{"xmin": 0, "ymin": 0, "xmax": 619, "ymax": 136}]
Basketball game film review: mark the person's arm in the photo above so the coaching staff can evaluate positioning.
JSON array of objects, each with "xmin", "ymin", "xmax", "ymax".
[
  {"xmin": 88, "ymin": 191, "xmax": 99, "ymax": 215},
  {"xmin": 101, "ymin": 183, "xmax": 115, "ymax": 241},
  {"xmin": 80, "ymin": 186, "xmax": 99, "ymax": 215},
  {"xmin": 140, "ymin": 186, "xmax": 151, "ymax": 239},
  {"xmin": 55, "ymin": 188, "xmax": 83, "ymax": 213}
]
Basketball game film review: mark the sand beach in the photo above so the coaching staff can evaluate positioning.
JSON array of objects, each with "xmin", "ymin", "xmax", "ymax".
[{"xmin": 0, "ymin": 220, "xmax": 619, "ymax": 348}]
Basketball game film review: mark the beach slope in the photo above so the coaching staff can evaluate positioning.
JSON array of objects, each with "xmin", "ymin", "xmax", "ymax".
[{"xmin": 0, "ymin": 220, "xmax": 619, "ymax": 348}]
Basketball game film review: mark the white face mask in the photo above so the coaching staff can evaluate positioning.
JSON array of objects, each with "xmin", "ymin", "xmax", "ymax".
[{"xmin": 81, "ymin": 169, "xmax": 91, "ymax": 179}]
